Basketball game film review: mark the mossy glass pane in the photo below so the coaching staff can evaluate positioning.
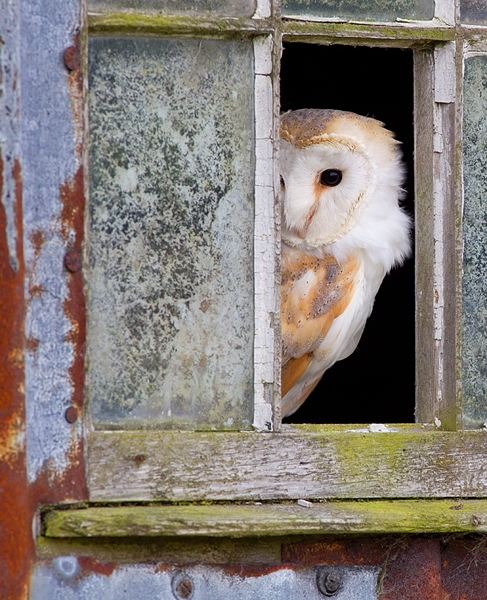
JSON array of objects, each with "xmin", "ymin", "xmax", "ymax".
[
  {"xmin": 281, "ymin": 0, "xmax": 433, "ymax": 21},
  {"xmin": 88, "ymin": 37, "xmax": 254, "ymax": 430},
  {"xmin": 461, "ymin": 0, "xmax": 487, "ymax": 24},
  {"xmin": 87, "ymin": 0, "xmax": 256, "ymax": 16},
  {"xmin": 463, "ymin": 56, "xmax": 487, "ymax": 429}
]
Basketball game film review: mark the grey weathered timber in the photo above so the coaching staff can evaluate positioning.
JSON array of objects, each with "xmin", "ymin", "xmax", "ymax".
[
  {"xmin": 88, "ymin": 427, "xmax": 487, "ymax": 501},
  {"xmin": 414, "ymin": 44, "xmax": 461, "ymax": 430},
  {"xmin": 281, "ymin": 20, "xmax": 455, "ymax": 48},
  {"xmin": 43, "ymin": 500, "xmax": 487, "ymax": 538}
]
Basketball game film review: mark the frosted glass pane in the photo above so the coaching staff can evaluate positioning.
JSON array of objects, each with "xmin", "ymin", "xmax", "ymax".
[
  {"xmin": 461, "ymin": 0, "xmax": 487, "ymax": 24},
  {"xmin": 463, "ymin": 56, "xmax": 487, "ymax": 429},
  {"xmin": 281, "ymin": 0, "xmax": 433, "ymax": 21},
  {"xmin": 87, "ymin": 0, "xmax": 256, "ymax": 16},
  {"xmin": 88, "ymin": 37, "xmax": 255, "ymax": 430}
]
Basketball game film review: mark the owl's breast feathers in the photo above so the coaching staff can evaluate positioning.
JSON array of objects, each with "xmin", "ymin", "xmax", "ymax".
[{"xmin": 281, "ymin": 247, "xmax": 364, "ymax": 417}]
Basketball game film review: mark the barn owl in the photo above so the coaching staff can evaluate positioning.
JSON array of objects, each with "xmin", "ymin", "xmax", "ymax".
[{"xmin": 280, "ymin": 109, "xmax": 411, "ymax": 418}]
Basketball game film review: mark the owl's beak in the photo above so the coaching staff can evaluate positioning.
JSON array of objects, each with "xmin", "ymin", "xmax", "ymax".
[{"xmin": 295, "ymin": 204, "xmax": 318, "ymax": 239}]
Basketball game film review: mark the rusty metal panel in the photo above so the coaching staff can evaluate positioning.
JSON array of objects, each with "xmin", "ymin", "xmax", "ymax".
[
  {"xmin": 31, "ymin": 558, "xmax": 380, "ymax": 599},
  {"xmin": 2, "ymin": 0, "xmax": 87, "ymax": 595},
  {"xmin": 87, "ymin": 36, "xmax": 255, "ymax": 431},
  {"xmin": 0, "ymin": 1, "xmax": 30, "ymax": 597},
  {"xmin": 441, "ymin": 538, "xmax": 487, "ymax": 600},
  {"xmin": 20, "ymin": 0, "xmax": 87, "ymax": 501},
  {"xmin": 283, "ymin": 538, "xmax": 442, "ymax": 600}
]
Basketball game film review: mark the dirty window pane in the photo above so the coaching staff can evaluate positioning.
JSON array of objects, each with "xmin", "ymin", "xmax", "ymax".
[
  {"xmin": 88, "ymin": 37, "xmax": 255, "ymax": 430},
  {"xmin": 281, "ymin": 0, "xmax": 433, "ymax": 21},
  {"xmin": 462, "ymin": 56, "xmax": 487, "ymax": 429},
  {"xmin": 87, "ymin": 0, "xmax": 256, "ymax": 16},
  {"xmin": 461, "ymin": 0, "xmax": 487, "ymax": 24}
]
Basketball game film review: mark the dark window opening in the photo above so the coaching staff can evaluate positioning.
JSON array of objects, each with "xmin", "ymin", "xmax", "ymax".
[{"xmin": 280, "ymin": 43, "xmax": 415, "ymax": 424}]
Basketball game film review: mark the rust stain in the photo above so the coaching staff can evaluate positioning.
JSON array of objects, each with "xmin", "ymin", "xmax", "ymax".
[
  {"xmin": 77, "ymin": 557, "xmax": 118, "ymax": 578},
  {"xmin": 220, "ymin": 563, "xmax": 304, "ymax": 577},
  {"xmin": 379, "ymin": 539, "xmax": 441, "ymax": 600},
  {"xmin": 30, "ymin": 162, "xmax": 89, "ymax": 502},
  {"xmin": 29, "ymin": 229, "xmax": 45, "ymax": 258},
  {"xmin": 283, "ymin": 537, "xmax": 443, "ymax": 599},
  {"xmin": 26, "ymin": 32, "xmax": 87, "ymax": 504},
  {"xmin": 60, "ymin": 165, "xmax": 86, "ymax": 419},
  {"xmin": 25, "ymin": 337, "xmax": 40, "ymax": 354},
  {"xmin": 33, "ymin": 28, "xmax": 88, "ymax": 504},
  {"xmin": 282, "ymin": 537, "xmax": 387, "ymax": 567},
  {"xmin": 28, "ymin": 284, "xmax": 45, "ymax": 299},
  {"xmin": 441, "ymin": 538, "xmax": 487, "ymax": 600},
  {"xmin": 0, "ymin": 154, "xmax": 32, "ymax": 600}
]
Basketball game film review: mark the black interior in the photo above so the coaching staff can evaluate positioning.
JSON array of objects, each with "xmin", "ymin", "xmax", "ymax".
[{"xmin": 280, "ymin": 43, "xmax": 415, "ymax": 424}]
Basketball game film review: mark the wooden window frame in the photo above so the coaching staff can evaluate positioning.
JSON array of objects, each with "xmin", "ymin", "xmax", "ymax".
[{"xmin": 48, "ymin": 0, "xmax": 487, "ymax": 536}]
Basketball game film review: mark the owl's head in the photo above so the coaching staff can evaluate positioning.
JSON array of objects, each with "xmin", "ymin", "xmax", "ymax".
[{"xmin": 280, "ymin": 109, "xmax": 410, "ymax": 269}]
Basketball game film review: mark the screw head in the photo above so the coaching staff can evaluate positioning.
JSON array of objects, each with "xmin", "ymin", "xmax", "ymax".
[
  {"xmin": 64, "ymin": 249, "xmax": 82, "ymax": 273},
  {"xmin": 65, "ymin": 406, "xmax": 78, "ymax": 424},
  {"xmin": 64, "ymin": 46, "xmax": 80, "ymax": 71},
  {"xmin": 172, "ymin": 573, "xmax": 194, "ymax": 599},
  {"xmin": 316, "ymin": 568, "xmax": 342, "ymax": 596}
]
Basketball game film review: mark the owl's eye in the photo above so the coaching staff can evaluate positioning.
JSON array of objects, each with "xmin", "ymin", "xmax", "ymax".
[{"xmin": 319, "ymin": 169, "xmax": 343, "ymax": 187}]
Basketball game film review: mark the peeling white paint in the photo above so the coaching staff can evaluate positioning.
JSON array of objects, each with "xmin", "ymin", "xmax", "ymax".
[
  {"xmin": 434, "ymin": 0, "xmax": 455, "ymax": 26},
  {"xmin": 434, "ymin": 43, "xmax": 456, "ymax": 103},
  {"xmin": 253, "ymin": 36, "xmax": 278, "ymax": 431},
  {"xmin": 253, "ymin": 0, "xmax": 271, "ymax": 19},
  {"xmin": 431, "ymin": 41, "xmax": 456, "ymax": 413}
]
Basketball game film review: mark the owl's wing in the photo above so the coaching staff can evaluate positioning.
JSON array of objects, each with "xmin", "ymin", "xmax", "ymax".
[{"xmin": 281, "ymin": 249, "xmax": 360, "ymax": 416}]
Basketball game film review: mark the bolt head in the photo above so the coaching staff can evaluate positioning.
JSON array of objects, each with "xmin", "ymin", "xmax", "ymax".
[
  {"xmin": 172, "ymin": 573, "xmax": 194, "ymax": 599},
  {"xmin": 64, "ymin": 46, "xmax": 80, "ymax": 71},
  {"xmin": 65, "ymin": 406, "xmax": 78, "ymax": 424},
  {"xmin": 316, "ymin": 567, "xmax": 342, "ymax": 596},
  {"xmin": 64, "ymin": 249, "xmax": 82, "ymax": 273}
]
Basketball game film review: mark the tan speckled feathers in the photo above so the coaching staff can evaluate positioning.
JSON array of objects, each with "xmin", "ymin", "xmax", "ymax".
[
  {"xmin": 280, "ymin": 109, "xmax": 394, "ymax": 150},
  {"xmin": 281, "ymin": 250, "xmax": 360, "ymax": 398}
]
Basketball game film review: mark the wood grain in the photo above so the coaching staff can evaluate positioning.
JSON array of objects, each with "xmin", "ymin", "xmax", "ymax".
[
  {"xmin": 87, "ymin": 427, "xmax": 487, "ymax": 502},
  {"xmin": 43, "ymin": 500, "xmax": 487, "ymax": 538}
]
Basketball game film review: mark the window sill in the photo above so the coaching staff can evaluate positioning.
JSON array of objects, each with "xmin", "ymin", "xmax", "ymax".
[{"xmin": 43, "ymin": 499, "xmax": 487, "ymax": 538}]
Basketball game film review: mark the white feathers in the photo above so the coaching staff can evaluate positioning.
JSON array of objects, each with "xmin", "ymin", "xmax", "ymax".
[{"xmin": 280, "ymin": 108, "xmax": 411, "ymax": 417}]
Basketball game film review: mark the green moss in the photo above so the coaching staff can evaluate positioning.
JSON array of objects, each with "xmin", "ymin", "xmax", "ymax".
[
  {"xmin": 42, "ymin": 500, "xmax": 487, "ymax": 540},
  {"xmin": 88, "ymin": 12, "xmax": 272, "ymax": 36},
  {"xmin": 282, "ymin": 19, "xmax": 455, "ymax": 45}
]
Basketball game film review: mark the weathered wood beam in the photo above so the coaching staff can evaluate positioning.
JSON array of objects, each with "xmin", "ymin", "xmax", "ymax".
[
  {"xmin": 43, "ymin": 500, "xmax": 487, "ymax": 538},
  {"xmin": 87, "ymin": 427, "xmax": 487, "ymax": 501}
]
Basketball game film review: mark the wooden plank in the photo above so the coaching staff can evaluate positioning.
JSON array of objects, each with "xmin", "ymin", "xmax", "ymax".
[
  {"xmin": 414, "ymin": 47, "xmax": 436, "ymax": 423},
  {"xmin": 87, "ymin": 13, "xmax": 273, "ymax": 35},
  {"xmin": 281, "ymin": 20, "xmax": 455, "ymax": 47},
  {"xmin": 43, "ymin": 500, "xmax": 487, "ymax": 538},
  {"xmin": 87, "ymin": 428, "xmax": 487, "ymax": 502}
]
